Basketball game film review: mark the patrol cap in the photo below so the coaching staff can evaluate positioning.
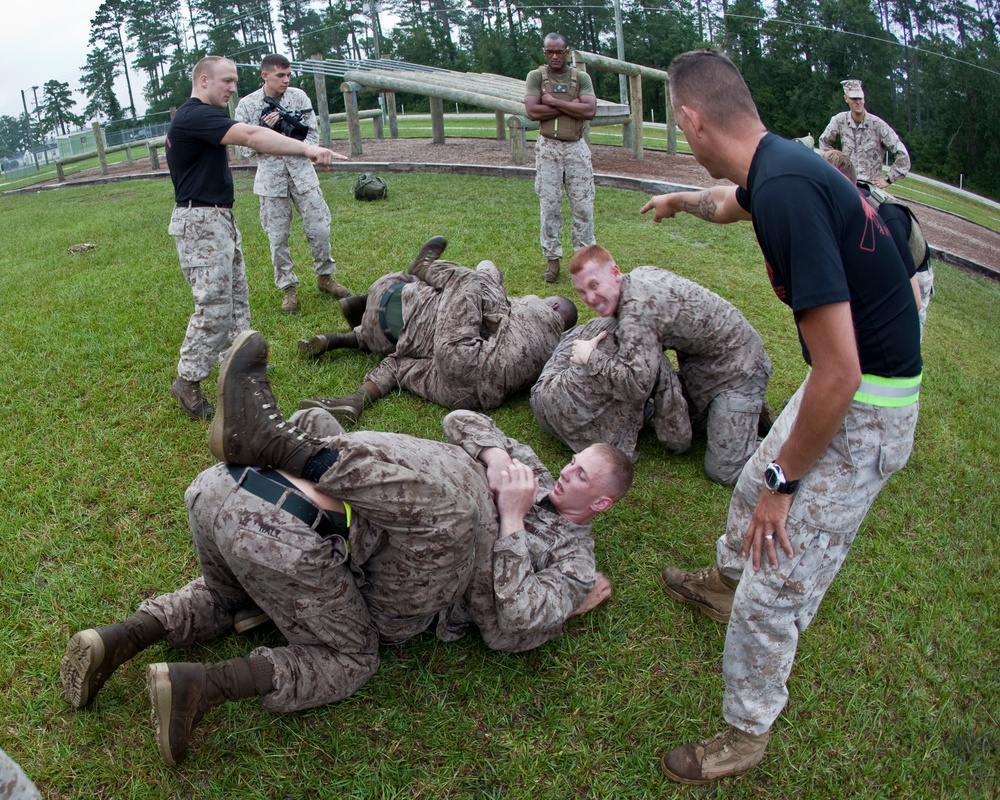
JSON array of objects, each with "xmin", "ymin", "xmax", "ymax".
[{"xmin": 841, "ymin": 79, "xmax": 864, "ymax": 99}]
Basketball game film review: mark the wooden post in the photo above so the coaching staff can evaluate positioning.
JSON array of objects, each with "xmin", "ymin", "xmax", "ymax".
[
  {"xmin": 495, "ymin": 110, "xmax": 506, "ymax": 141},
  {"xmin": 93, "ymin": 122, "xmax": 109, "ymax": 176},
  {"xmin": 429, "ymin": 96, "xmax": 445, "ymax": 144},
  {"xmin": 629, "ymin": 73, "xmax": 643, "ymax": 160},
  {"xmin": 373, "ymin": 112, "xmax": 384, "ymax": 139},
  {"xmin": 386, "ymin": 91, "xmax": 399, "ymax": 138},
  {"xmin": 508, "ymin": 116, "xmax": 527, "ymax": 165},
  {"xmin": 57, "ymin": 161, "xmax": 65, "ymax": 181},
  {"xmin": 664, "ymin": 81, "xmax": 676, "ymax": 155},
  {"xmin": 125, "ymin": 144, "xmax": 134, "ymax": 164},
  {"xmin": 340, "ymin": 81, "xmax": 364, "ymax": 157},
  {"xmin": 148, "ymin": 143, "xmax": 160, "ymax": 170},
  {"xmin": 311, "ymin": 53, "xmax": 331, "ymax": 147}
]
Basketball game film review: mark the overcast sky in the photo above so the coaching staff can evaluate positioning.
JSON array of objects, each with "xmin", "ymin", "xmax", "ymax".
[{"xmin": 1, "ymin": 1, "xmax": 106, "ymax": 120}]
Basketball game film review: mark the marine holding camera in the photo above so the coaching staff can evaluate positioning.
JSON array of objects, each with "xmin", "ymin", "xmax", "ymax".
[{"xmin": 260, "ymin": 95, "xmax": 310, "ymax": 140}]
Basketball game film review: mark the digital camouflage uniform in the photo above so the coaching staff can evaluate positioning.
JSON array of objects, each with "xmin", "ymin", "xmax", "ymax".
[
  {"xmin": 138, "ymin": 408, "xmax": 484, "ymax": 712},
  {"xmin": 586, "ymin": 267, "xmax": 772, "ymax": 484},
  {"xmin": 525, "ymin": 66, "xmax": 597, "ymax": 260},
  {"xmin": 363, "ymin": 261, "xmax": 562, "ymax": 410},
  {"xmin": 819, "ymin": 110, "xmax": 911, "ymax": 185},
  {"xmin": 170, "ymin": 208, "xmax": 250, "ymax": 383},
  {"xmin": 0, "ymin": 747, "xmax": 40, "ymax": 799},
  {"xmin": 715, "ymin": 376, "xmax": 918, "ymax": 735},
  {"xmin": 234, "ymin": 87, "xmax": 339, "ymax": 290},
  {"xmin": 531, "ymin": 316, "xmax": 691, "ymax": 458},
  {"xmin": 916, "ymin": 267, "xmax": 934, "ymax": 338},
  {"xmin": 437, "ymin": 411, "xmax": 597, "ymax": 653}
]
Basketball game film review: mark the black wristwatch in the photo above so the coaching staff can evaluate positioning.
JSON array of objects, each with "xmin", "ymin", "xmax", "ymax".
[{"xmin": 764, "ymin": 461, "xmax": 799, "ymax": 495}]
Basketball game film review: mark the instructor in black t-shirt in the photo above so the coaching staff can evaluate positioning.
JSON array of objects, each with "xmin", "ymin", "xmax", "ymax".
[
  {"xmin": 167, "ymin": 55, "xmax": 346, "ymax": 420},
  {"xmin": 640, "ymin": 49, "xmax": 921, "ymax": 785}
]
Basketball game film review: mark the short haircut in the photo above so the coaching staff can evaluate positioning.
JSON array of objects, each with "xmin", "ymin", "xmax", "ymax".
[
  {"xmin": 668, "ymin": 48, "xmax": 760, "ymax": 128},
  {"xmin": 569, "ymin": 244, "xmax": 615, "ymax": 275},
  {"xmin": 261, "ymin": 54, "xmax": 291, "ymax": 71},
  {"xmin": 549, "ymin": 296, "xmax": 579, "ymax": 329},
  {"xmin": 543, "ymin": 32, "xmax": 568, "ymax": 49},
  {"xmin": 192, "ymin": 56, "xmax": 229, "ymax": 83},
  {"xmin": 590, "ymin": 443, "xmax": 634, "ymax": 502},
  {"xmin": 822, "ymin": 149, "xmax": 858, "ymax": 183}
]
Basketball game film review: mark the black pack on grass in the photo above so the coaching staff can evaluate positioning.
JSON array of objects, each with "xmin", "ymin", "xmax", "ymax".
[
  {"xmin": 863, "ymin": 183, "xmax": 928, "ymax": 267},
  {"xmin": 354, "ymin": 173, "xmax": 388, "ymax": 201}
]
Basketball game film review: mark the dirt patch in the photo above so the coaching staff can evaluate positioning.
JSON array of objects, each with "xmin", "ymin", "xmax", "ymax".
[{"xmin": 41, "ymin": 136, "xmax": 1000, "ymax": 275}]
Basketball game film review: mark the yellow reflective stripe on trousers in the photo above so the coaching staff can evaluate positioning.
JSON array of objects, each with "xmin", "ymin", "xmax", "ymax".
[{"xmin": 854, "ymin": 373, "xmax": 921, "ymax": 407}]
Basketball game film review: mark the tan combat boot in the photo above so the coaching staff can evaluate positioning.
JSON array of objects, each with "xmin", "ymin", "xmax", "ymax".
[
  {"xmin": 661, "ymin": 726, "xmax": 769, "ymax": 784},
  {"xmin": 317, "ymin": 274, "xmax": 351, "ymax": 298},
  {"xmin": 544, "ymin": 258, "xmax": 560, "ymax": 283},
  {"xmin": 660, "ymin": 565, "xmax": 738, "ymax": 623},
  {"xmin": 281, "ymin": 286, "xmax": 299, "ymax": 314},
  {"xmin": 170, "ymin": 377, "xmax": 213, "ymax": 420}
]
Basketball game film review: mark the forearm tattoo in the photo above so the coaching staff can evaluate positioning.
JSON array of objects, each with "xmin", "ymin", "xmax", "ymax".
[{"xmin": 683, "ymin": 191, "xmax": 717, "ymax": 220}]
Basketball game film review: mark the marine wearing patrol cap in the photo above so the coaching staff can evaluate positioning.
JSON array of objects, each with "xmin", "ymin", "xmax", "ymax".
[{"xmin": 841, "ymin": 79, "xmax": 864, "ymax": 98}]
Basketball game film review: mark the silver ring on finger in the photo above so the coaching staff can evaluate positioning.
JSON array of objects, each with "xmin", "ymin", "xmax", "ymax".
[{"xmin": 764, "ymin": 534, "xmax": 774, "ymax": 541}]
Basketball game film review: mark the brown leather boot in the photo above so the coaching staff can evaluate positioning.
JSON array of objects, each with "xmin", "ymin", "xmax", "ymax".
[
  {"xmin": 281, "ymin": 286, "xmax": 298, "ymax": 314},
  {"xmin": 298, "ymin": 386, "xmax": 374, "ymax": 425},
  {"xmin": 171, "ymin": 377, "xmax": 213, "ymax": 420},
  {"xmin": 407, "ymin": 236, "xmax": 447, "ymax": 280},
  {"xmin": 60, "ymin": 612, "xmax": 165, "ymax": 708},
  {"xmin": 660, "ymin": 565, "xmax": 739, "ymax": 623},
  {"xmin": 661, "ymin": 726, "xmax": 769, "ymax": 784},
  {"xmin": 209, "ymin": 330, "xmax": 327, "ymax": 474},
  {"xmin": 297, "ymin": 331, "xmax": 359, "ymax": 358},
  {"xmin": 146, "ymin": 658, "xmax": 258, "ymax": 766},
  {"xmin": 233, "ymin": 604, "xmax": 273, "ymax": 634},
  {"xmin": 317, "ymin": 274, "xmax": 350, "ymax": 298},
  {"xmin": 544, "ymin": 258, "xmax": 560, "ymax": 283},
  {"xmin": 338, "ymin": 295, "xmax": 368, "ymax": 328}
]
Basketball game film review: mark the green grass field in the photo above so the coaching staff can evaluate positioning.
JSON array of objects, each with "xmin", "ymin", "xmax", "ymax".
[{"xmin": 0, "ymin": 171, "xmax": 997, "ymax": 798}]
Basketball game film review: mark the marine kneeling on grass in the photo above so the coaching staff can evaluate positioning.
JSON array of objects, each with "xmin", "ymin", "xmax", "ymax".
[{"xmin": 61, "ymin": 330, "xmax": 632, "ymax": 766}]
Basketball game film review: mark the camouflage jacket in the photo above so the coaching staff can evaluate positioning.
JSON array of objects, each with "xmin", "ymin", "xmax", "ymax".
[
  {"xmin": 437, "ymin": 410, "xmax": 596, "ymax": 653},
  {"xmin": 585, "ymin": 267, "xmax": 770, "ymax": 413},
  {"xmin": 819, "ymin": 110, "xmax": 911, "ymax": 185},
  {"xmin": 233, "ymin": 86, "xmax": 321, "ymax": 197}
]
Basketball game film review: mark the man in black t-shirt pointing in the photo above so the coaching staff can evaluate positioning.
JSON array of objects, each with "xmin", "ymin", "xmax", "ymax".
[
  {"xmin": 167, "ymin": 56, "xmax": 346, "ymax": 420},
  {"xmin": 640, "ymin": 49, "xmax": 921, "ymax": 785}
]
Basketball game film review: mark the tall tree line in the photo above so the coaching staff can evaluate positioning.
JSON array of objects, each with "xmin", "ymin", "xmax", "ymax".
[{"xmin": 1, "ymin": 0, "xmax": 997, "ymax": 197}]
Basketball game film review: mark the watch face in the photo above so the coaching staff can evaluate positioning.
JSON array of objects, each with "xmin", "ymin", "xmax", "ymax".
[{"xmin": 764, "ymin": 464, "xmax": 781, "ymax": 491}]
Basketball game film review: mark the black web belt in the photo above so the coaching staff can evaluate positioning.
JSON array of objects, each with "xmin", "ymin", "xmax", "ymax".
[{"xmin": 227, "ymin": 465, "xmax": 345, "ymax": 540}]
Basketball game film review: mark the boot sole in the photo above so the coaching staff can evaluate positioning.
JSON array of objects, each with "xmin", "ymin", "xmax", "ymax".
[
  {"xmin": 658, "ymin": 572, "xmax": 731, "ymax": 624},
  {"xmin": 660, "ymin": 753, "xmax": 716, "ymax": 785},
  {"xmin": 297, "ymin": 399, "xmax": 360, "ymax": 425},
  {"xmin": 233, "ymin": 610, "xmax": 273, "ymax": 634},
  {"xmin": 60, "ymin": 629, "xmax": 105, "ymax": 709},
  {"xmin": 146, "ymin": 663, "xmax": 178, "ymax": 767},
  {"xmin": 209, "ymin": 329, "xmax": 263, "ymax": 465},
  {"xmin": 297, "ymin": 338, "xmax": 328, "ymax": 358}
]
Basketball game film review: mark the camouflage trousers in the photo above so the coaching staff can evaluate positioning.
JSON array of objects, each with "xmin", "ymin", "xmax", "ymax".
[
  {"xmin": 534, "ymin": 135, "xmax": 596, "ymax": 260},
  {"xmin": 715, "ymin": 375, "xmax": 918, "ymax": 735},
  {"xmin": 259, "ymin": 184, "xmax": 336, "ymax": 290},
  {"xmin": 916, "ymin": 267, "xmax": 934, "ymax": 340},
  {"xmin": 701, "ymin": 363, "xmax": 771, "ymax": 486},
  {"xmin": 0, "ymin": 747, "xmax": 40, "ymax": 799},
  {"xmin": 140, "ymin": 460, "xmax": 378, "ymax": 713},
  {"xmin": 169, "ymin": 207, "xmax": 250, "ymax": 383}
]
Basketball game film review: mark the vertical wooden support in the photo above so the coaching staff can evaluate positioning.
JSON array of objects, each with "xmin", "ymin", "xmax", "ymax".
[
  {"xmin": 508, "ymin": 116, "xmax": 527, "ymax": 165},
  {"xmin": 340, "ymin": 81, "xmax": 364, "ymax": 157},
  {"xmin": 57, "ymin": 162, "xmax": 65, "ymax": 181},
  {"xmin": 629, "ymin": 73, "xmax": 643, "ymax": 160},
  {"xmin": 94, "ymin": 122, "xmax": 109, "ymax": 176},
  {"xmin": 148, "ymin": 143, "xmax": 160, "ymax": 170},
  {"xmin": 373, "ymin": 113, "xmax": 384, "ymax": 139},
  {"xmin": 495, "ymin": 110, "xmax": 506, "ymax": 140},
  {"xmin": 311, "ymin": 54, "xmax": 331, "ymax": 147},
  {"xmin": 623, "ymin": 120, "xmax": 633, "ymax": 150},
  {"xmin": 664, "ymin": 81, "xmax": 676, "ymax": 155},
  {"xmin": 386, "ymin": 91, "xmax": 399, "ymax": 138},
  {"xmin": 125, "ymin": 144, "xmax": 134, "ymax": 164},
  {"xmin": 429, "ymin": 96, "xmax": 445, "ymax": 144}
]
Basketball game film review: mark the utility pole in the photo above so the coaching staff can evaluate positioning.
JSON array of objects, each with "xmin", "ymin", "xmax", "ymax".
[{"xmin": 20, "ymin": 89, "xmax": 36, "ymax": 167}]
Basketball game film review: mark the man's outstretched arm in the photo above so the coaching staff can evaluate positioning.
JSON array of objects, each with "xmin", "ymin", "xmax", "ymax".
[{"xmin": 640, "ymin": 185, "xmax": 750, "ymax": 224}]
